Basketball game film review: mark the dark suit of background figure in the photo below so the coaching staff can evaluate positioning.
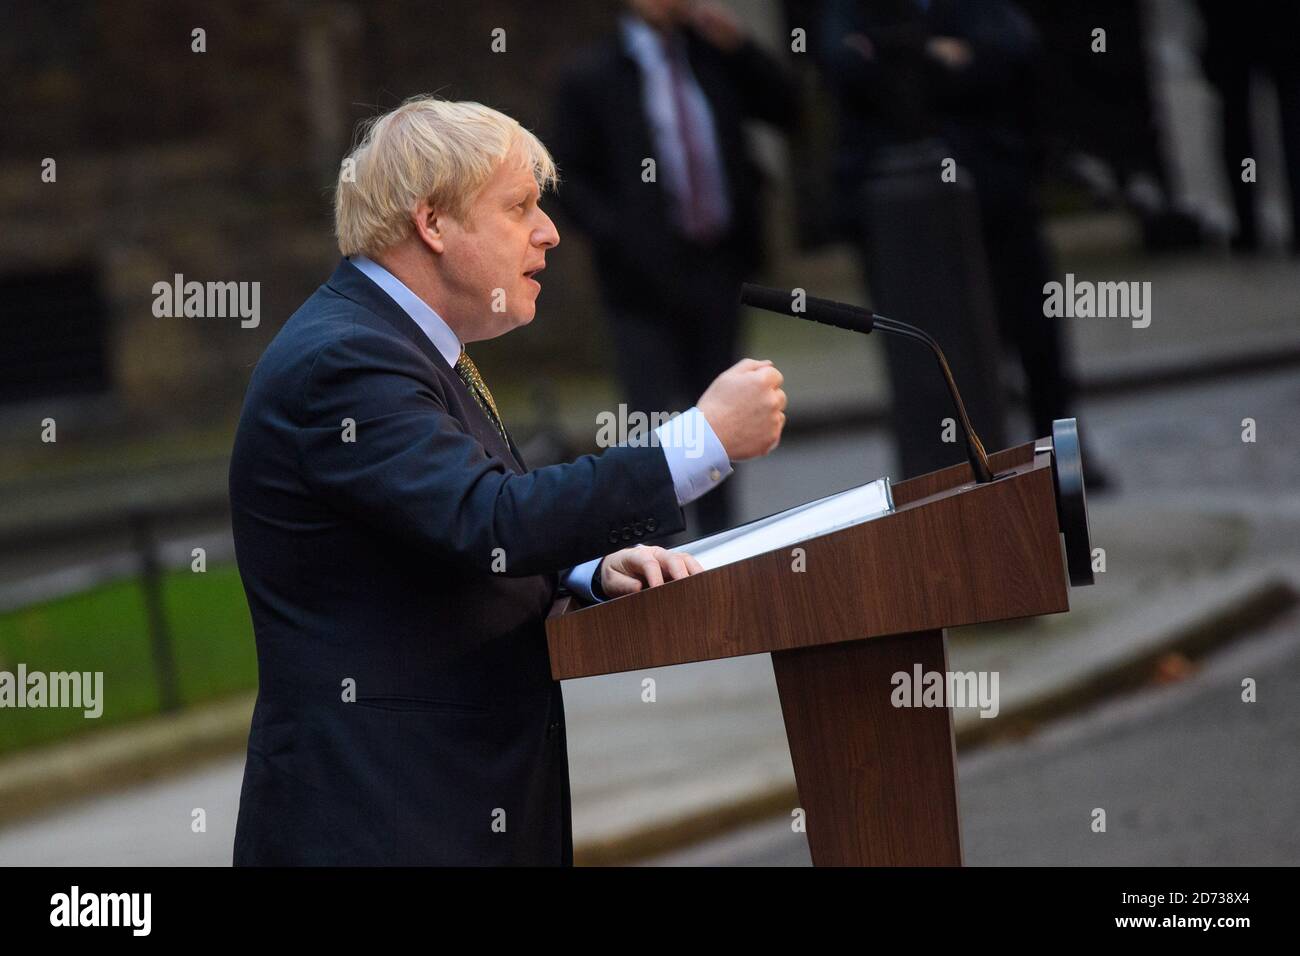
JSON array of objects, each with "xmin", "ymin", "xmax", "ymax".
[
  {"xmin": 1018, "ymin": 0, "xmax": 1196, "ymax": 251},
  {"xmin": 551, "ymin": 22, "xmax": 797, "ymax": 535},
  {"xmin": 229, "ymin": 259, "xmax": 686, "ymax": 865},
  {"xmin": 820, "ymin": 0, "xmax": 1077, "ymax": 444},
  {"xmin": 1198, "ymin": 0, "xmax": 1300, "ymax": 252}
]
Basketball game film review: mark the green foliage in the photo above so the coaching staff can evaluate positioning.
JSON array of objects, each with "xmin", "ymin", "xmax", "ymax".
[{"xmin": 0, "ymin": 565, "xmax": 255, "ymax": 756}]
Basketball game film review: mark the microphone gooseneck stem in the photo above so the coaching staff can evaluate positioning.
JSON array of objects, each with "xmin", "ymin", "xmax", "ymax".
[
  {"xmin": 736, "ymin": 283, "xmax": 996, "ymax": 484},
  {"xmin": 872, "ymin": 314, "xmax": 995, "ymax": 484}
]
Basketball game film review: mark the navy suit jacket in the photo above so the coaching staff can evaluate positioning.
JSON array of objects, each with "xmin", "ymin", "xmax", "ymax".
[{"xmin": 229, "ymin": 258, "xmax": 685, "ymax": 865}]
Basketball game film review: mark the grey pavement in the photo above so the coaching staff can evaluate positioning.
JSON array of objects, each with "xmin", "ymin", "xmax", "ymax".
[{"xmin": 0, "ymin": 757, "xmax": 241, "ymax": 867}]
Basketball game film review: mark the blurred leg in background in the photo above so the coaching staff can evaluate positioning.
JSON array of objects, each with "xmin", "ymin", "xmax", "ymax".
[
  {"xmin": 607, "ymin": 245, "xmax": 742, "ymax": 538},
  {"xmin": 1200, "ymin": 0, "xmax": 1260, "ymax": 252},
  {"xmin": 973, "ymin": 161, "xmax": 1077, "ymax": 443}
]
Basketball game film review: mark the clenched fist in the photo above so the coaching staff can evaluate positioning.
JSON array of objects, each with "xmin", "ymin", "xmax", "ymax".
[{"xmin": 697, "ymin": 358, "xmax": 787, "ymax": 461}]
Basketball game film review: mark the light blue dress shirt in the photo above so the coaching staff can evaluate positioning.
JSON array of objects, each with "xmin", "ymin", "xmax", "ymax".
[{"xmin": 349, "ymin": 255, "xmax": 733, "ymax": 603}]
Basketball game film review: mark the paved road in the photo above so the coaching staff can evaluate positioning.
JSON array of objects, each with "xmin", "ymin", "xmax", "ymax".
[{"xmin": 642, "ymin": 608, "xmax": 1300, "ymax": 866}]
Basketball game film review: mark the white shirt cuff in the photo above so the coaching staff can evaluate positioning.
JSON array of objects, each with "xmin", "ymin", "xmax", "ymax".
[
  {"xmin": 655, "ymin": 406, "xmax": 733, "ymax": 507},
  {"xmin": 561, "ymin": 557, "xmax": 604, "ymax": 603}
]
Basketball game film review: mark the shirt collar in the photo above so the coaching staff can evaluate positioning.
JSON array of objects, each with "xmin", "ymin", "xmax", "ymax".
[{"xmin": 348, "ymin": 255, "xmax": 463, "ymax": 366}]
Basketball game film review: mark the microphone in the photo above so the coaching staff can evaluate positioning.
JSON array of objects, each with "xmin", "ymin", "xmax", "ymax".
[
  {"xmin": 737, "ymin": 284, "xmax": 876, "ymax": 335},
  {"xmin": 739, "ymin": 284, "xmax": 995, "ymax": 484}
]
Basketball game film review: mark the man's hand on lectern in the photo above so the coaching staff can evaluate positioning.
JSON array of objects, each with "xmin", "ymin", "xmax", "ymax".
[
  {"xmin": 599, "ymin": 545, "xmax": 705, "ymax": 598},
  {"xmin": 697, "ymin": 358, "xmax": 787, "ymax": 460}
]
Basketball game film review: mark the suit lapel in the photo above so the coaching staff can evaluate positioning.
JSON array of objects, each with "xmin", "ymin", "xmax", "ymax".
[{"xmin": 325, "ymin": 258, "xmax": 526, "ymax": 473}]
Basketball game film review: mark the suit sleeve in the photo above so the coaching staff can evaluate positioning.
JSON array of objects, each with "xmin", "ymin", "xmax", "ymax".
[{"xmin": 294, "ymin": 325, "xmax": 685, "ymax": 576}]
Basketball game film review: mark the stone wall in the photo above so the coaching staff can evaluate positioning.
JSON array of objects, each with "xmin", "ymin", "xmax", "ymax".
[{"xmin": 0, "ymin": 0, "xmax": 619, "ymax": 436}]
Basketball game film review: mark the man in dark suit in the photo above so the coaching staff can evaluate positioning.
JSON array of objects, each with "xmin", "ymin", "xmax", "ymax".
[
  {"xmin": 550, "ymin": 0, "xmax": 798, "ymax": 535},
  {"xmin": 228, "ymin": 97, "xmax": 787, "ymax": 865}
]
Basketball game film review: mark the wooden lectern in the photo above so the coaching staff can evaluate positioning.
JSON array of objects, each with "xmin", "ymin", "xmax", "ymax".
[{"xmin": 546, "ymin": 421, "xmax": 1094, "ymax": 866}]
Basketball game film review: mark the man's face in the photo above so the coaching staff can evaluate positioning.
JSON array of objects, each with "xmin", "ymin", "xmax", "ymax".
[{"xmin": 437, "ymin": 147, "xmax": 559, "ymax": 342}]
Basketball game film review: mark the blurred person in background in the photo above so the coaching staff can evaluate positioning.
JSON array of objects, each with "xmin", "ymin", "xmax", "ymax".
[
  {"xmin": 1198, "ymin": 0, "xmax": 1300, "ymax": 254},
  {"xmin": 1021, "ymin": 0, "xmax": 1204, "ymax": 253},
  {"xmin": 819, "ymin": 0, "xmax": 1111, "ymax": 487},
  {"xmin": 550, "ymin": 0, "xmax": 799, "ymax": 535}
]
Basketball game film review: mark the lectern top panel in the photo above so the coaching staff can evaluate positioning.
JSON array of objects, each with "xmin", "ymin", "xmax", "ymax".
[{"xmin": 671, "ymin": 477, "xmax": 894, "ymax": 571}]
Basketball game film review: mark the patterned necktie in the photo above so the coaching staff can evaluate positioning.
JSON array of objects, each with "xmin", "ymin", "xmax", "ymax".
[{"xmin": 454, "ymin": 349, "xmax": 509, "ymax": 443}]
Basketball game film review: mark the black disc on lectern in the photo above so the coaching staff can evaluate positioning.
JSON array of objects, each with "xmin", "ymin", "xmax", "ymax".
[{"xmin": 1051, "ymin": 418, "xmax": 1094, "ymax": 587}]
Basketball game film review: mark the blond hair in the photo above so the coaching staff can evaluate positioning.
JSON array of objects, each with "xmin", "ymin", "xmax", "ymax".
[{"xmin": 334, "ymin": 96, "xmax": 558, "ymax": 257}]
